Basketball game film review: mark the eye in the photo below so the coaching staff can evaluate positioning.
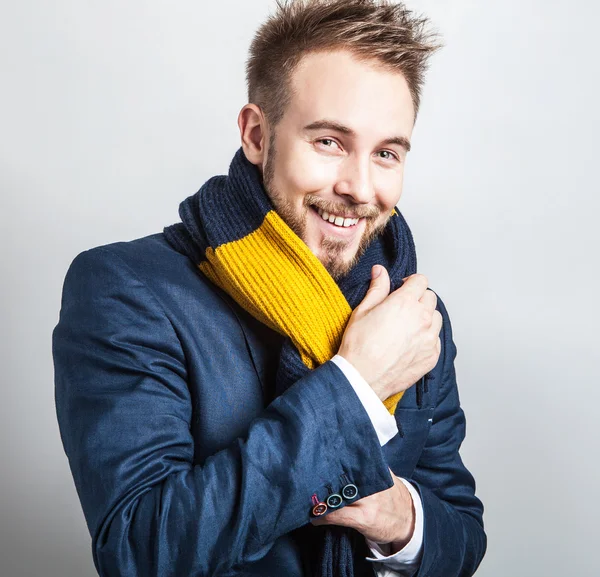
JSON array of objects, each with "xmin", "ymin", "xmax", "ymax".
[
  {"xmin": 316, "ymin": 138, "xmax": 341, "ymax": 150},
  {"xmin": 377, "ymin": 150, "xmax": 399, "ymax": 162}
]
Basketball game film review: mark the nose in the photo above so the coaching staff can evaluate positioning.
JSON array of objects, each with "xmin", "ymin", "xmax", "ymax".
[{"xmin": 333, "ymin": 157, "xmax": 373, "ymax": 205}]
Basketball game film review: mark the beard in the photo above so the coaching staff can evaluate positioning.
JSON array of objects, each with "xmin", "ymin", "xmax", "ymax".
[{"xmin": 262, "ymin": 132, "xmax": 390, "ymax": 281}]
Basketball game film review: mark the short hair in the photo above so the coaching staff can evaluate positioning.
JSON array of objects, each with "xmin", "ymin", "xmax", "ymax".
[{"xmin": 245, "ymin": 0, "xmax": 442, "ymax": 127}]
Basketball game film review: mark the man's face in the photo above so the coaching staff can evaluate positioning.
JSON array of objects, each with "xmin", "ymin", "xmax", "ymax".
[{"xmin": 261, "ymin": 49, "xmax": 415, "ymax": 280}]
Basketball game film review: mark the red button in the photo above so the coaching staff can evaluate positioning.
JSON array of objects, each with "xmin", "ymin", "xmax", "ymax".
[
  {"xmin": 311, "ymin": 493, "xmax": 328, "ymax": 516},
  {"xmin": 312, "ymin": 502, "xmax": 327, "ymax": 516}
]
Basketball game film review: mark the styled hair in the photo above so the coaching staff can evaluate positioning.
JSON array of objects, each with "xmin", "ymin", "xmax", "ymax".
[{"xmin": 245, "ymin": 0, "xmax": 442, "ymax": 127}]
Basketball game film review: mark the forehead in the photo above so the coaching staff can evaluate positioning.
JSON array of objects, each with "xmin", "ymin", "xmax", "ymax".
[{"xmin": 285, "ymin": 49, "xmax": 415, "ymax": 136}]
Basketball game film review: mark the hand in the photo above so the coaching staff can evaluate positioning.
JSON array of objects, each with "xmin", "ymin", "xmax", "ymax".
[
  {"xmin": 338, "ymin": 267, "xmax": 442, "ymax": 402},
  {"xmin": 310, "ymin": 468, "xmax": 415, "ymax": 550}
]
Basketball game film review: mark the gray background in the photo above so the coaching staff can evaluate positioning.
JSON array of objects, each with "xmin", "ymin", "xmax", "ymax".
[{"xmin": 1, "ymin": 0, "xmax": 598, "ymax": 575}]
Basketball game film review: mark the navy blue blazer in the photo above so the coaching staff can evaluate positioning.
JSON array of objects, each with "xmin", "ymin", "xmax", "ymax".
[{"xmin": 53, "ymin": 232, "xmax": 486, "ymax": 576}]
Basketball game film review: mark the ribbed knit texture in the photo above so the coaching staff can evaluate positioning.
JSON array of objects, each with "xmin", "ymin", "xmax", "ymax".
[{"xmin": 163, "ymin": 146, "xmax": 418, "ymax": 576}]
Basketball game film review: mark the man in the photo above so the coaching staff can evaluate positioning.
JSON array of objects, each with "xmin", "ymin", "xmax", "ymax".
[{"xmin": 53, "ymin": 1, "xmax": 486, "ymax": 576}]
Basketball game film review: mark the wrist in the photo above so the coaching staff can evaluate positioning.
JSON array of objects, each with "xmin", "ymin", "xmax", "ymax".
[
  {"xmin": 369, "ymin": 382, "xmax": 388, "ymax": 403},
  {"xmin": 391, "ymin": 483, "xmax": 416, "ymax": 552},
  {"xmin": 337, "ymin": 350, "xmax": 368, "ymax": 384},
  {"xmin": 389, "ymin": 530, "xmax": 413, "ymax": 553},
  {"xmin": 336, "ymin": 351, "xmax": 387, "ymax": 401}
]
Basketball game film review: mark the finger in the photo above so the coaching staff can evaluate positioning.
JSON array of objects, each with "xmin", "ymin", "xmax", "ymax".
[
  {"xmin": 392, "ymin": 273, "xmax": 429, "ymax": 300},
  {"xmin": 419, "ymin": 288, "xmax": 438, "ymax": 315},
  {"xmin": 430, "ymin": 309, "xmax": 443, "ymax": 336},
  {"xmin": 357, "ymin": 265, "xmax": 391, "ymax": 312}
]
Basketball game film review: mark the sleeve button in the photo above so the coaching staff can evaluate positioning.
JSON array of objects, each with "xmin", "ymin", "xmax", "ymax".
[
  {"xmin": 311, "ymin": 493, "xmax": 328, "ymax": 516},
  {"xmin": 312, "ymin": 502, "xmax": 327, "ymax": 516},
  {"xmin": 342, "ymin": 484, "xmax": 358, "ymax": 500},
  {"xmin": 326, "ymin": 493, "xmax": 343, "ymax": 508}
]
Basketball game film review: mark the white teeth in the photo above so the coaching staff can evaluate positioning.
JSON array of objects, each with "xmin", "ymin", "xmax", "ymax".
[{"xmin": 316, "ymin": 206, "xmax": 360, "ymax": 227}]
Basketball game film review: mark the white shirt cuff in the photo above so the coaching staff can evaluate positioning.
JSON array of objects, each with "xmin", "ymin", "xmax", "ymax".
[
  {"xmin": 330, "ymin": 354, "xmax": 398, "ymax": 446},
  {"xmin": 364, "ymin": 478, "xmax": 424, "ymax": 571}
]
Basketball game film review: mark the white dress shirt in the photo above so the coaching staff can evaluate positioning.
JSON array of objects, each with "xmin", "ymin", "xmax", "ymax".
[{"xmin": 330, "ymin": 354, "xmax": 424, "ymax": 577}]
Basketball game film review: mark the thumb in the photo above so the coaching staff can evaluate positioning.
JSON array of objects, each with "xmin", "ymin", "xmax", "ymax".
[{"xmin": 358, "ymin": 265, "xmax": 390, "ymax": 312}]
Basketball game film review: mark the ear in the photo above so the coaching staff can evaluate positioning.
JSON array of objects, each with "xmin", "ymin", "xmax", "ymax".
[{"xmin": 238, "ymin": 103, "xmax": 269, "ymax": 167}]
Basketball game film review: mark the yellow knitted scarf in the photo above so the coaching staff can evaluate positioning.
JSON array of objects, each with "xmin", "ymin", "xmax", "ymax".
[{"xmin": 196, "ymin": 209, "xmax": 404, "ymax": 415}]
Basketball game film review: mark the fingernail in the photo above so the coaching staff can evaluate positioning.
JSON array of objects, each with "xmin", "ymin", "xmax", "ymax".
[{"xmin": 372, "ymin": 265, "xmax": 381, "ymax": 279}]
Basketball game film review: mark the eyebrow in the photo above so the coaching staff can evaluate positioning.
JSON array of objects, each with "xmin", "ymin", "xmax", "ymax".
[{"xmin": 303, "ymin": 119, "xmax": 411, "ymax": 152}]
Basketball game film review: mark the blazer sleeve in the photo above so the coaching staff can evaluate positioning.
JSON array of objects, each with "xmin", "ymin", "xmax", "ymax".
[
  {"xmin": 408, "ymin": 293, "xmax": 487, "ymax": 577},
  {"xmin": 52, "ymin": 246, "xmax": 395, "ymax": 577}
]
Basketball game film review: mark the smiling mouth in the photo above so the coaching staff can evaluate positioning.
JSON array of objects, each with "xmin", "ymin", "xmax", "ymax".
[{"xmin": 310, "ymin": 205, "xmax": 364, "ymax": 228}]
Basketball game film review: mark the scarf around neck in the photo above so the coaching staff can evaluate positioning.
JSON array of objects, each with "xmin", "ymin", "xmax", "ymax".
[{"xmin": 163, "ymin": 146, "xmax": 418, "ymax": 576}]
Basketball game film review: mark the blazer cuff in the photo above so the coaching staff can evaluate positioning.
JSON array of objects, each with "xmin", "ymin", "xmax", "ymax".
[{"xmin": 330, "ymin": 354, "xmax": 398, "ymax": 446}]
